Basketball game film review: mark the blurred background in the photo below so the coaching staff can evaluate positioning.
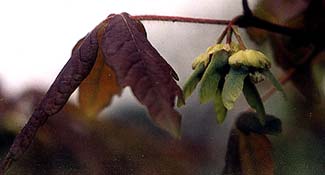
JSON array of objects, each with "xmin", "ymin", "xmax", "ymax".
[{"xmin": 0, "ymin": 0, "xmax": 324, "ymax": 174}]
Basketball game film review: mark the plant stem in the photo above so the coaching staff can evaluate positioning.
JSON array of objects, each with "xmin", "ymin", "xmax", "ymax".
[
  {"xmin": 132, "ymin": 15, "xmax": 230, "ymax": 25},
  {"xmin": 226, "ymin": 26, "xmax": 233, "ymax": 44},
  {"xmin": 231, "ymin": 26, "xmax": 246, "ymax": 50},
  {"xmin": 131, "ymin": 14, "xmax": 322, "ymax": 47},
  {"xmin": 216, "ymin": 26, "xmax": 228, "ymax": 44}
]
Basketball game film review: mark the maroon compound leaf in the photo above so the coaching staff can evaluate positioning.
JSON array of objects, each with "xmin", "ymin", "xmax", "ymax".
[
  {"xmin": 101, "ymin": 13, "xmax": 184, "ymax": 137},
  {"xmin": 0, "ymin": 13, "xmax": 184, "ymax": 174}
]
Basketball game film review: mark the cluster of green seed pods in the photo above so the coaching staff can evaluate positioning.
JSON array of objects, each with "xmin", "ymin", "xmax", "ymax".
[{"xmin": 179, "ymin": 41, "xmax": 285, "ymax": 124}]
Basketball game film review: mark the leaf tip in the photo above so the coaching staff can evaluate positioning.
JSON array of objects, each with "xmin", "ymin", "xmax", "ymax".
[
  {"xmin": 223, "ymin": 102, "xmax": 234, "ymax": 110},
  {"xmin": 199, "ymin": 93, "xmax": 210, "ymax": 104},
  {"xmin": 262, "ymin": 70, "xmax": 287, "ymax": 99},
  {"xmin": 176, "ymin": 95, "xmax": 186, "ymax": 107},
  {"xmin": 216, "ymin": 113, "xmax": 227, "ymax": 124},
  {"xmin": 215, "ymin": 104, "xmax": 227, "ymax": 124},
  {"xmin": 155, "ymin": 113, "xmax": 182, "ymax": 139}
]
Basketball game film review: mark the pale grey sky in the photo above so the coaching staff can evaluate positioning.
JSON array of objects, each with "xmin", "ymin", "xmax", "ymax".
[{"xmin": 0, "ymin": 0, "xmax": 256, "ymax": 94}]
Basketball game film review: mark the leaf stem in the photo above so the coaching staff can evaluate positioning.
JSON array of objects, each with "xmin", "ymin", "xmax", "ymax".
[
  {"xmin": 226, "ymin": 26, "xmax": 233, "ymax": 44},
  {"xmin": 231, "ymin": 26, "xmax": 246, "ymax": 50},
  {"xmin": 216, "ymin": 26, "xmax": 228, "ymax": 44}
]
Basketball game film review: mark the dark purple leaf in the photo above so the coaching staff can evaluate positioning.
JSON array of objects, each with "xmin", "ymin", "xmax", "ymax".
[
  {"xmin": 78, "ymin": 19, "xmax": 122, "ymax": 118},
  {"xmin": 101, "ymin": 13, "xmax": 183, "ymax": 137}
]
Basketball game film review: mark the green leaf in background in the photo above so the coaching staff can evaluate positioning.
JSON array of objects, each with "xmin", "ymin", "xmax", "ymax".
[
  {"xmin": 199, "ymin": 50, "xmax": 229, "ymax": 104},
  {"xmin": 178, "ymin": 63, "xmax": 205, "ymax": 107},
  {"xmin": 243, "ymin": 78, "xmax": 266, "ymax": 124},
  {"xmin": 262, "ymin": 70, "xmax": 286, "ymax": 99},
  {"xmin": 222, "ymin": 68, "xmax": 248, "ymax": 110},
  {"xmin": 214, "ymin": 89, "xmax": 227, "ymax": 123}
]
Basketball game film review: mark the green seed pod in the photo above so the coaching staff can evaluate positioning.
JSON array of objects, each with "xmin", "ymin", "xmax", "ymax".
[
  {"xmin": 192, "ymin": 43, "xmax": 240, "ymax": 69},
  {"xmin": 192, "ymin": 52, "xmax": 210, "ymax": 70},
  {"xmin": 228, "ymin": 49, "xmax": 271, "ymax": 70},
  {"xmin": 179, "ymin": 63, "xmax": 206, "ymax": 106}
]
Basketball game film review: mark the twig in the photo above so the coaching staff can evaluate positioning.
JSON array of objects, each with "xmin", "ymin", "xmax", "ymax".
[
  {"xmin": 132, "ymin": 14, "xmax": 321, "ymax": 47},
  {"xmin": 216, "ymin": 26, "xmax": 228, "ymax": 44},
  {"xmin": 132, "ymin": 15, "xmax": 230, "ymax": 25},
  {"xmin": 231, "ymin": 26, "xmax": 246, "ymax": 50},
  {"xmin": 132, "ymin": 14, "xmax": 303, "ymax": 39},
  {"xmin": 226, "ymin": 25, "xmax": 233, "ymax": 44}
]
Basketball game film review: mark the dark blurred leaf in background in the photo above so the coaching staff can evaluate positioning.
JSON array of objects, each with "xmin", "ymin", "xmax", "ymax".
[
  {"xmin": 223, "ymin": 129, "xmax": 274, "ymax": 175},
  {"xmin": 0, "ymin": 85, "xmax": 201, "ymax": 175},
  {"xmin": 222, "ymin": 112, "xmax": 283, "ymax": 175},
  {"xmin": 238, "ymin": 131, "xmax": 274, "ymax": 175},
  {"xmin": 247, "ymin": 0, "xmax": 325, "ymax": 103}
]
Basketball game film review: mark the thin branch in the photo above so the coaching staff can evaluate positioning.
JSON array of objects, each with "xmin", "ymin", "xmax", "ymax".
[
  {"xmin": 226, "ymin": 26, "xmax": 233, "ymax": 44},
  {"xmin": 234, "ymin": 15, "xmax": 302, "ymax": 37},
  {"xmin": 231, "ymin": 26, "xmax": 246, "ymax": 50},
  {"xmin": 132, "ymin": 15, "xmax": 322, "ymax": 46},
  {"xmin": 131, "ymin": 14, "xmax": 297, "ymax": 34},
  {"xmin": 216, "ymin": 26, "xmax": 228, "ymax": 44},
  {"xmin": 132, "ymin": 15, "xmax": 230, "ymax": 25}
]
